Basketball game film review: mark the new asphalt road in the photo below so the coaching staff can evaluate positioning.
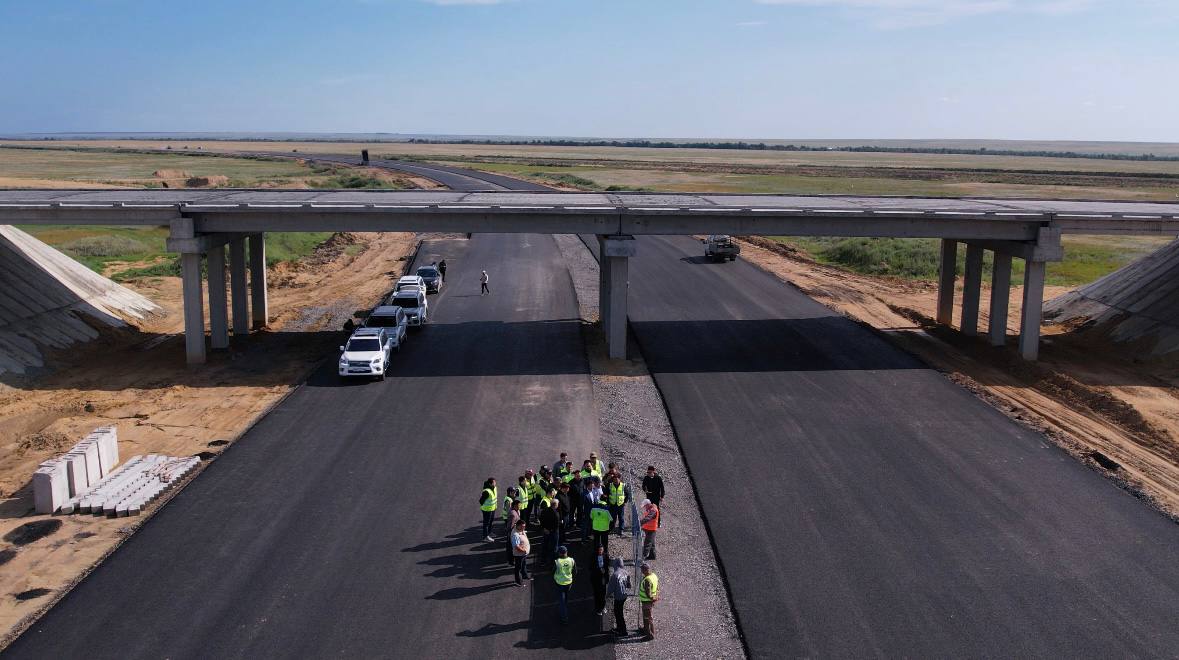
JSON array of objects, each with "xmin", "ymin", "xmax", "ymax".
[{"xmin": 6, "ymin": 233, "xmax": 614, "ymax": 658}]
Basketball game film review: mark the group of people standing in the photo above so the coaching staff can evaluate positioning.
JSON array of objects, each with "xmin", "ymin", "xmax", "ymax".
[{"xmin": 477, "ymin": 452, "xmax": 667, "ymax": 641}]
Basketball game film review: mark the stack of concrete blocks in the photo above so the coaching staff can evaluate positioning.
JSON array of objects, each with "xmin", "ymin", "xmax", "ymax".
[
  {"xmin": 32, "ymin": 426, "xmax": 119, "ymax": 514},
  {"xmin": 62, "ymin": 454, "xmax": 199, "ymax": 517}
]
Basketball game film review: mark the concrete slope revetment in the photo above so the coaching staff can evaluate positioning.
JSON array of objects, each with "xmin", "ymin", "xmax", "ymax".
[
  {"xmin": 0, "ymin": 225, "xmax": 161, "ymax": 376},
  {"xmin": 1045, "ymin": 238, "xmax": 1179, "ymax": 354}
]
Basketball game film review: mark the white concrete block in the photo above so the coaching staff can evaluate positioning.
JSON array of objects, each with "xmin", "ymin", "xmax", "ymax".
[
  {"xmin": 77, "ymin": 440, "xmax": 101, "ymax": 487},
  {"xmin": 33, "ymin": 459, "xmax": 70, "ymax": 514},
  {"xmin": 63, "ymin": 451, "xmax": 88, "ymax": 497},
  {"xmin": 91, "ymin": 426, "xmax": 119, "ymax": 476}
]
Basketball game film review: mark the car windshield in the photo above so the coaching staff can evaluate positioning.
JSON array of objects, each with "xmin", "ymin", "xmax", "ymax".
[
  {"xmin": 366, "ymin": 315, "xmax": 399, "ymax": 327},
  {"xmin": 417, "ymin": 268, "xmax": 438, "ymax": 278},
  {"xmin": 346, "ymin": 338, "xmax": 381, "ymax": 352},
  {"xmin": 392, "ymin": 297, "xmax": 419, "ymax": 309}
]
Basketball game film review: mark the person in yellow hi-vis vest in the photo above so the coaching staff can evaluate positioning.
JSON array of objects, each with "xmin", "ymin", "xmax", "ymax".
[
  {"xmin": 639, "ymin": 562, "xmax": 660, "ymax": 641},
  {"xmin": 553, "ymin": 546, "xmax": 576, "ymax": 624},
  {"xmin": 479, "ymin": 478, "xmax": 497, "ymax": 542}
]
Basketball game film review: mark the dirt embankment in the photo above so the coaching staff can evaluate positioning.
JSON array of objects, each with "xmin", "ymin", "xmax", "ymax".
[
  {"xmin": 0, "ymin": 231, "xmax": 416, "ymax": 644},
  {"xmin": 737, "ymin": 236, "xmax": 1179, "ymax": 519}
]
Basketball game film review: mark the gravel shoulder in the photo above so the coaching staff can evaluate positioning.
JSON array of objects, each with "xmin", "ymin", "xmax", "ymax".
[{"xmin": 554, "ymin": 234, "xmax": 744, "ymax": 659}]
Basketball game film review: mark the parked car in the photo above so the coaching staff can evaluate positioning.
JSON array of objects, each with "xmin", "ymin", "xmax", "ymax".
[
  {"xmin": 338, "ymin": 328, "xmax": 395, "ymax": 380},
  {"xmin": 361, "ymin": 306, "xmax": 408, "ymax": 350},
  {"xmin": 390, "ymin": 288, "xmax": 428, "ymax": 326},
  {"xmin": 703, "ymin": 235, "xmax": 740, "ymax": 262},
  {"xmin": 416, "ymin": 266, "xmax": 442, "ymax": 293},
  {"xmin": 396, "ymin": 275, "xmax": 426, "ymax": 294}
]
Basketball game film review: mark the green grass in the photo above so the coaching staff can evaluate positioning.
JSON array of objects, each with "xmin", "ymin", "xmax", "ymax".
[
  {"xmin": 770, "ymin": 235, "xmax": 1172, "ymax": 287},
  {"xmin": 0, "ymin": 146, "xmax": 310, "ymax": 185}
]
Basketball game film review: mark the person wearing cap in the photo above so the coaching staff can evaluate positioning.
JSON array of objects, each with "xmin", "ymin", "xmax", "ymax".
[
  {"xmin": 553, "ymin": 546, "xmax": 576, "ymax": 624},
  {"xmin": 590, "ymin": 544, "xmax": 609, "ymax": 616},
  {"xmin": 511, "ymin": 520, "xmax": 531, "ymax": 586},
  {"xmin": 640, "ymin": 499, "xmax": 660, "ymax": 560},
  {"xmin": 588, "ymin": 452, "xmax": 604, "ymax": 477},
  {"xmin": 479, "ymin": 478, "xmax": 498, "ymax": 542},
  {"xmin": 638, "ymin": 562, "xmax": 660, "ymax": 640},
  {"xmin": 606, "ymin": 556, "xmax": 631, "ymax": 637},
  {"xmin": 590, "ymin": 497, "xmax": 614, "ymax": 555}
]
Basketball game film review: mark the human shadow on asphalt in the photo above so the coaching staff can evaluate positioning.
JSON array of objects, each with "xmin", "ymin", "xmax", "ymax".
[
  {"xmin": 517, "ymin": 541, "xmax": 614, "ymax": 653},
  {"xmin": 632, "ymin": 316, "xmax": 926, "ymax": 373}
]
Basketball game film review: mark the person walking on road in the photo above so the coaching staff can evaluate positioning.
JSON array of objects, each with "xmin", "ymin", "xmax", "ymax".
[
  {"xmin": 643, "ymin": 465, "xmax": 665, "ymax": 527},
  {"xmin": 480, "ymin": 270, "xmax": 489, "ymax": 295},
  {"xmin": 479, "ymin": 478, "xmax": 498, "ymax": 542},
  {"xmin": 607, "ymin": 557, "xmax": 631, "ymax": 637},
  {"xmin": 590, "ymin": 498, "xmax": 613, "ymax": 556},
  {"xmin": 591, "ymin": 544, "xmax": 608, "ymax": 616},
  {"xmin": 638, "ymin": 563, "xmax": 660, "ymax": 640},
  {"xmin": 512, "ymin": 520, "xmax": 531, "ymax": 586},
  {"xmin": 640, "ymin": 499, "xmax": 660, "ymax": 560},
  {"xmin": 553, "ymin": 546, "xmax": 576, "ymax": 624},
  {"xmin": 438, "ymin": 259, "xmax": 447, "ymax": 282},
  {"xmin": 506, "ymin": 500, "xmax": 521, "ymax": 566}
]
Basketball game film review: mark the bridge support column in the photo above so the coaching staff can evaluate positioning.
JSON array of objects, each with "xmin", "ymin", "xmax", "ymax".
[
  {"xmin": 936, "ymin": 239, "xmax": 957, "ymax": 326},
  {"xmin": 960, "ymin": 244, "xmax": 984, "ymax": 336},
  {"xmin": 180, "ymin": 252, "xmax": 206, "ymax": 366},
  {"xmin": 249, "ymin": 233, "xmax": 268, "ymax": 329},
  {"xmin": 989, "ymin": 252, "xmax": 1012, "ymax": 346},
  {"xmin": 598, "ymin": 235, "xmax": 636, "ymax": 360},
  {"xmin": 207, "ymin": 244, "xmax": 229, "ymax": 350},
  {"xmin": 229, "ymin": 237, "xmax": 249, "ymax": 337},
  {"xmin": 1019, "ymin": 260, "xmax": 1046, "ymax": 361}
]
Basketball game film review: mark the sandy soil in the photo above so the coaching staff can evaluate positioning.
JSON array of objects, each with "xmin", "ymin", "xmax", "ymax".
[
  {"xmin": 736, "ymin": 237, "xmax": 1179, "ymax": 519},
  {"xmin": 0, "ymin": 231, "xmax": 415, "ymax": 643}
]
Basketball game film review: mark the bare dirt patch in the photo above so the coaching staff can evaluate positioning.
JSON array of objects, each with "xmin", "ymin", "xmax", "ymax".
[
  {"xmin": 737, "ymin": 237, "xmax": 1179, "ymax": 519},
  {"xmin": 0, "ymin": 231, "xmax": 416, "ymax": 643}
]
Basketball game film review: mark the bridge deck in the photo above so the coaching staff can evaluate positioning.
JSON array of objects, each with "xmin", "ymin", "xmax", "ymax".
[{"xmin": 1, "ymin": 190, "xmax": 1177, "ymax": 237}]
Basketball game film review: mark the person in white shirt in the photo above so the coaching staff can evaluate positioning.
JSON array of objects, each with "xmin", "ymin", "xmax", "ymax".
[{"xmin": 480, "ymin": 270, "xmax": 489, "ymax": 295}]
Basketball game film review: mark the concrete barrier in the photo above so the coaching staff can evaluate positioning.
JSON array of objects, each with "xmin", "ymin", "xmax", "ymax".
[{"xmin": 33, "ymin": 459, "xmax": 69, "ymax": 514}]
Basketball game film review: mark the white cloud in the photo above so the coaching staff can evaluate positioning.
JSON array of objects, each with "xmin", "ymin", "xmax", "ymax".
[{"xmin": 753, "ymin": 0, "xmax": 1103, "ymax": 28}]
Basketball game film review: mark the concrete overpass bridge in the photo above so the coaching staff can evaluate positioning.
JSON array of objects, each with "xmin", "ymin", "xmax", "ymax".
[{"xmin": 2, "ymin": 189, "xmax": 1177, "ymax": 365}]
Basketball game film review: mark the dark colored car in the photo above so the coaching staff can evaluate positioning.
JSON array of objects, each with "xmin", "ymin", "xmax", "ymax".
[{"xmin": 416, "ymin": 266, "xmax": 442, "ymax": 293}]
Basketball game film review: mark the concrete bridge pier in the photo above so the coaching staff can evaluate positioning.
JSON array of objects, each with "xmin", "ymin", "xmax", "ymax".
[
  {"xmin": 229, "ymin": 237, "xmax": 249, "ymax": 337},
  {"xmin": 179, "ymin": 252, "xmax": 206, "ymax": 366},
  {"xmin": 249, "ymin": 233, "xmax": 268, "ymax": 329},
  {"xmin": 597, "ymin": 235, "xmax": 636, "ymax": 359},
  {"xmin": 937, "ymin": 226, "xmax": 1061, "ymax": 360},
  {"xmin": 207, "ymin": 244, "xmax": 230, "ymax": 350}
]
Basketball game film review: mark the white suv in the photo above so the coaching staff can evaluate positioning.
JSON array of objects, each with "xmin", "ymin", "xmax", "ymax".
[
  {"xmin": 396, "ymin": 275, "xmax": 426, "ymax": 295},
  {"xmin": 338, "ymin": 328, "xmax": 395, "ymax": 380}
]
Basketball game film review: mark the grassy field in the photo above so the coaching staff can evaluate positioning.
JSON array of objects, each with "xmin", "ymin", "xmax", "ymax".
[
  {"xmin": 12, "ymin": 139, "xmax": 1179, "ymax": 175},
  {"xmin": 432, "ymin": 160, "xmax": 1179, "ymax": 201},
  {"xmin": 0, "ymin": 146, "xmax": 312, "ymax": 187}
]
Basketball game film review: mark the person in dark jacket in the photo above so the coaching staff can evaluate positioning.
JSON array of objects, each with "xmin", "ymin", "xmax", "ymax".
[
  {"xmin": 642, "ymin": 465, "xmax": 665, "ymax": 527},
  {"xmin": 437, "ymin": 259, "xmax": 447, "ymax": 282},
  {"xmin": 606, "ymin": 556, "xmax": 631, "ymax": 636},
  {"xmin": 555, "ymin": 483, "xmax": 573, "ymax": 544},
  {"xmin": 590, "ymin": 544, "xmax": 609, "ymax": 616},
  {"xmin": 539, "ymin": 500, "xmax": 560, "ymax": 567}
]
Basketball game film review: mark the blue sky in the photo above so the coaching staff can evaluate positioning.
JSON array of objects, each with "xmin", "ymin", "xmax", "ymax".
[{"xmin": 1, "ymin": 0, "xmax": 1176, "ymax": 141}]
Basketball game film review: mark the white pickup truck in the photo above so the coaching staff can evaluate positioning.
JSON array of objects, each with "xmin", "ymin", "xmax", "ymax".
[{"xmin": 704, "ymin": 235, "xmax": 741, "ymax": 262}]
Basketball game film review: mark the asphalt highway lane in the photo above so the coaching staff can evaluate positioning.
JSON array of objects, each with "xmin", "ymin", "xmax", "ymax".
[
  {"xmin": 621, "ymin": 235, "xmax": 1179, "ymax": 657},
  {"xmin": 6, "ymin": 233, "xmax": 612, "ymax": 658}
]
